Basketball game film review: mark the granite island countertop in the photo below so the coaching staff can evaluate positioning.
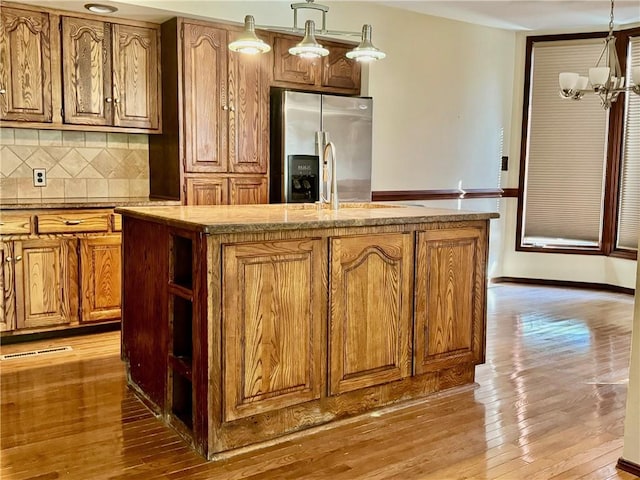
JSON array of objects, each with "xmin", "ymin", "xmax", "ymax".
[
  {"xmin": 116, "ymin": 202, "xmax": 499, "ymax": 234},
  {"xmin": 1, "ymin": 197, "xmax": 182, "ymax": 210}
]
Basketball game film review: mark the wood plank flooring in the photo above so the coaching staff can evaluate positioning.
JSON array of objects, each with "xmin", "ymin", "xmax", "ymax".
[{"xmin": 1, "ymin": 284, "xmax": 638, "ymax": 479}]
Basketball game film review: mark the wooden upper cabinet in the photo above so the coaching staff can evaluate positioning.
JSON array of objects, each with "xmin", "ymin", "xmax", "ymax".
[
  {"xmin": 272, "ymin": 34, "xmax": 319, "ymax": 86},
  {"xmin": 0, "ymin": 7, "xmax": 53, "ymax": 122},
  {"xmin": 329, "ymin": 233, "xmax": 413, "ymax": 395},
  {"xmin": 62, "ymin": 16, "xmax": 111, "ymax": 126},
  {"xmin": 62, "ymin": 16, "xmax": 160, "ymax": 129},
  {"xmin": 112, "ymin": 24, "xmax": 159, "ymax": 129},
  {"xmin": 222, "ymin": 239, "xmax": 324, "ymax": 421},
  {"xmin": 322, "ymin": 43, "xmax": 361, "ymax": 91},
  {"xmin": 228, "ymin": 40, "xmax": 268, "ymax": 174},
  {"xmin": 414, "ymin": 225, "xmax": 488, "ymax": 374},
  {"xmin": 272, "ymin": 33, "xmax": 360, "ymax": 94},
  {"xmin": 182, "ymin": 22, "xmax": 228, "ymax": 173}
]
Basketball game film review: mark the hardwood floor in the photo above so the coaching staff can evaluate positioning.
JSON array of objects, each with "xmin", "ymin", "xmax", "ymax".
[{"xmin": 1, "ymin": 284, "xmax": 637, "ymax": 479}]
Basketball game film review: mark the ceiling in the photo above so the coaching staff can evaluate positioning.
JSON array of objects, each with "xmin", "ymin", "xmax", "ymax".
[
  {"xmin": 381, "ymin": 1, "xmax": 640, "ymax": 31},
  {"xmin": 14, "ymin": 0, "xmax": 640, "ymax": 31}
]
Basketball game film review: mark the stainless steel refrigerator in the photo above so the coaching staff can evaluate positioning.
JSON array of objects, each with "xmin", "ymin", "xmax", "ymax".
[{"xmin": 270, "ymin": 89, "xmax": 373, "ymax": 203}]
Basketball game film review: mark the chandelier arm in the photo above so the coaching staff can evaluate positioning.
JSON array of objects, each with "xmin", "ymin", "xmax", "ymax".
[{"xmin": 253, "ymin": 23, "xmax": 361, "ymax": 38}]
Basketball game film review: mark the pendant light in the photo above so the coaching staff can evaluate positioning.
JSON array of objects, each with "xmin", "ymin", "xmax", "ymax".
[
  {"xmin": 228, "ymin": 15, "xmax": 271, "ymax": 55},
  {"xmin": 558, "ymin": 0, "xmax": 640, "ymax": 109},
  {"xmin": 228, "ymin": 0, "xmax": 386, "ymax": 62},
  {"xmin": 288, "ymin": 20, "xmax": 329, "ymax": 59},
  {"xmin": 346, "ymin": 25, "xmax": 386, "ymax": 62}
]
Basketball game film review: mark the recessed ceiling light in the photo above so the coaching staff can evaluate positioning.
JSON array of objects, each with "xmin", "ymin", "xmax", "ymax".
[{"xmin": 84, "ymin": 3, "xmax": 118, "ymax": 14}]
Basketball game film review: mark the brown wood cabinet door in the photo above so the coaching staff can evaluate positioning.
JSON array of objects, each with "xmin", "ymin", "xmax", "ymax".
[
  {"xmin": 272, "ymin": 34, "xmax": 319, "ymax": 86},
  {"xmin": 0, "ymin": 7, "xmax": 52, "ymax": 122},
  {"xmin": 229, "ymin": 176, "xmax": 268, "ymax": 205},
  {"xmin": 222, "ymin": 239, "xmax": 323, "ymax": 421},
  {"xmin": 228, "ymin": 48, "xmax": 268, "ymax": 174},
  {"xmin": 61, "ymin": 16, "xmax": 112, "ymax": 126},
  {"xmin": 321, "ymin": 44, "xmax": 361, "ymax": 92},
  {"xmin": 414, "ymin": 225, "xmax": 488, "ymax": 374},
  {"xmin": 185, "ymin": 177, "xmax": 228, "ymax": 205},
  {"xmin": 182, "ymin": 23, "xmax": 228, "ymax": 173},
  {"xmin": 329, "ymin": 234, "xmax": 413, "ymax": 395},
  {"xmin": 112, "ymin": 24, "xmax": 159, "ymax": 129},
  {"xmin": 17, "ymin": 238, "xmax": 74, "ymax": 329},
  {"xmin": 80, "ymin": 235, "xmax": 121, "ymax": 323},
  {"xmin": 0, "ymin": 242, "xmax": 18, "ymax": 332}
]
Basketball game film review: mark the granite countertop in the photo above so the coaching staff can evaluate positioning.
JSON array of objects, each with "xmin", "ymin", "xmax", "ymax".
[
  {"xmin": 1, "ymin": 197, "xmax": 182, "ymax": 210},
  {"xmin": 116, "ymin": 203, "xmax": 500, "ymax": 234}
]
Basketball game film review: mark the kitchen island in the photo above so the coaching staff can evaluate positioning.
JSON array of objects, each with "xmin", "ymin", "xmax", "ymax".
[{"xmin": 116, "ymin": 203, "xmax": 498, "ymax": 459}]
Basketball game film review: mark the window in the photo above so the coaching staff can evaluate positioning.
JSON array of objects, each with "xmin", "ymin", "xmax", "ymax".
[
  {"xmin": 518, "ymin": 29, "xmax": 640, "ymax": 259},
  {"xmin": 617, "ymin": 35, "xmax": 640, "ymax": 251}
]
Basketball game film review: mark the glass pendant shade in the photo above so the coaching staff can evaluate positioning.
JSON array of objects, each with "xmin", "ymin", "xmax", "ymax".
[
  {"xmin": 288, "ymin": 20, "xmax": 329, "ymax": 58},
  {"xmin": 346, "ymin": 25, "xmax": 386, "ymax": 62},
  {"xmin": 559, "ymin": 72, "xmax": 579, "ymax": 90},
  {"xmin": 589, "ymin": 66, "xmax": 611, "ymax": 87},
  {"xmin": 229, "ymin": 15, "xmax": 271, "ymax": 54}
]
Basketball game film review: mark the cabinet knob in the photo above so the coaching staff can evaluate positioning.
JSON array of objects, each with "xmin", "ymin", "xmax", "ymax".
[
  {"xmin": 5, "ymin": 257, "xmax": 11, "ymax": 263},
  {"xmin": 105, "ymin": 97, "xmax": 113, "ymax": 103},
  {"xmin": 0, "ymin": 88, "xmax": 6, "ymax": 94},
  {"xmin": 113, "ymin": 98, "xmax": 120, "ymax": 104},
  {"xmin": 222, "ymin": 105, "xmax": 229, "ymax": 111},
  {"xmin": 229, "ymin": 105, "xmax": 235, "ymax": 112},
  {"xmin": 14, "ymin": 255, "xmax": 21, "ymax": 262}
]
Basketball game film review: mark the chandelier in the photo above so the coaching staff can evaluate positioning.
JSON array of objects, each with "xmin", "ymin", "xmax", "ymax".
[
  {"xmin": 228, "ymin": 0, "xmax": 386, "ymax": 62},
  {"xmin": 558, "ymin": 0, "xmax": 640, "ymax": 109}
]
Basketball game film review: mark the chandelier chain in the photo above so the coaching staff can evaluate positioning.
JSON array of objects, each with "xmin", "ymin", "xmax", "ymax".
[{"xmin": 608, "ymin": 0, "xmax": 615, "ymax": 37}]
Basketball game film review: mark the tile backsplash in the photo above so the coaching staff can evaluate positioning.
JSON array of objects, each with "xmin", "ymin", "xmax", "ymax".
[{"xmin": 0, "ymin": 128, "xmax": 150, "ymax": 200}]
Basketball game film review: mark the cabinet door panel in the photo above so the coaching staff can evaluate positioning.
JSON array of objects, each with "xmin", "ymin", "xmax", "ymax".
[
  {"xmin": 0, "ymin": 7, "xmax": 52, "ymax": 122},
  {"xmin": 62, "ymin": 16, "xmax": 111, "ymax": 126},
  {"xmin": 229, "ymin": 176, "xmax": 267, "ymax": 205},
  {"xmin": 223, "ymin": 239, "xmax": 323, "ymax": 421},
  {"xmin": 112, "ymin": 24, "xmax": 159, "ymax": 129},
  {"xmin": 18, "ymin": 238, "xmax": 73, "ymax": 329},
  {"xmin": 185, "ymin": 177, "xmax": 228, "ymax": 205},
  {"xmin": 329, "ymin": 234, "xmax": 412, "ymax": 395},
  {"xmin": 182, "ymin": 23, "xmax": 228, "ymax": 173},
  {"xmin": 80, "ymin": 235, "xmax": 121, "ymax": 323},
  {"xmin": 228, "ymin": 50, "xmax": 268, "ymax": 173},
  {"xmin": 1, "ymin": 242, "xmax": 18, "ymax": 332},
  {"xmin": 322, "ymin": 44, "xmax": 360, "ymax": 92},
  {"xmin": 414, "ymin": 226, "xmax": 487, "ymax": 374},
  {"xmin": 272, "ymin": 35, "xmax": 319, "ymax": 86}
]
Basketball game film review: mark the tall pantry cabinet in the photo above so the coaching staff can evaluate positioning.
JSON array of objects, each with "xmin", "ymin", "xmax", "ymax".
[{"xmin": 149, "ymin": 18, "xmax": 269, "ymax": 205}]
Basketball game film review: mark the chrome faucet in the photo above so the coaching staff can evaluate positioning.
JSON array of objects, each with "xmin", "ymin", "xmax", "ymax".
[{"xmin": 322, "ymin": 141, "xmax": 339, "ymax": 210}]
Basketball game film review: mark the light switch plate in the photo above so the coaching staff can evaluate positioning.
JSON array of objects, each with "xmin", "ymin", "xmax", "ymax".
[{"xmin": 33, "ymin": 168, "xmax": 46, "ymax": 187}]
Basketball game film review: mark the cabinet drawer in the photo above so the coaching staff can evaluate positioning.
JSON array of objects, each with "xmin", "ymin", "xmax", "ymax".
[
  {"xmin": 36, "ymin": 212, "xmax": 110, "ymax": 233},
  {"xmin": 112, "ymin": 214, "xmax": 122, "ymax": 232},
  {"xmin": 0, "ymin": 214, "xmax": 32, "ymax": 234}
]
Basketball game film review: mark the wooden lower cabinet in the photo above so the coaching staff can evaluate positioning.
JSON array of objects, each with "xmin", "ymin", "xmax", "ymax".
[
  {"xmin": 222, "ymin": 239, "xmax": 324, "ymax": 421},
  {"xmin": 185, "ymin": 177, "xmax": 267, "ymax": 205},
  {"xmin": 329, "ymin": 233, "xmax": 413, "ymax": 394},
  {"xmin": 80, "ymin": 235, "xmax": 122, "ymax": 323},
  {"xmin": 186, "ymin": 177, "xmax": 228, "ymax": 205},
  {"xmin": 6, "ymin": 238, "xmax": 77, "ymax": 330},
  {"xmin": 229, "ymin": 177, "xmax": 268, "ymax": 205},
  {"xmin": 414, "ymin": 226, "xmax": 487, "ymax": 374},
  {"xmin": 1, "ymin": 242, "xmax": 17, "ymax": 332}
]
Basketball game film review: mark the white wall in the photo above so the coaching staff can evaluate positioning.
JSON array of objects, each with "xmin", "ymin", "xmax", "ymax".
[
  {"xmin": 622, "ymin": 237, "xmax": 640, "ymax": 463},
  {"xmin": 495, "ymin": 32, "xmax": 637, "ymax": 289}
]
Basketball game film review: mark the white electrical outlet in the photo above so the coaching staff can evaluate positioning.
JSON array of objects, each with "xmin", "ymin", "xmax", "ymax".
[{"xmin": 33, "ymin": 168, "xmax": 46, "ymax": 187}]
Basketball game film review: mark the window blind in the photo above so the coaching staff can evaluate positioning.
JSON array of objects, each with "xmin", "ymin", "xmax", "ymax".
[
  {"xmin": 617, "ymin": 36, "xmax": 640, "ymax": 251},
  {"xmin": 523, "ymin": 39, "xmax": 608, "ymax": 245}
]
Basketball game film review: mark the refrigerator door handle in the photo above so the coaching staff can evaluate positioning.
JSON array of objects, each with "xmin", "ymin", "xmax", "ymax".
[{"xmin": 315, "ymin": 131, "xmax": 324, "ymax": 157}]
